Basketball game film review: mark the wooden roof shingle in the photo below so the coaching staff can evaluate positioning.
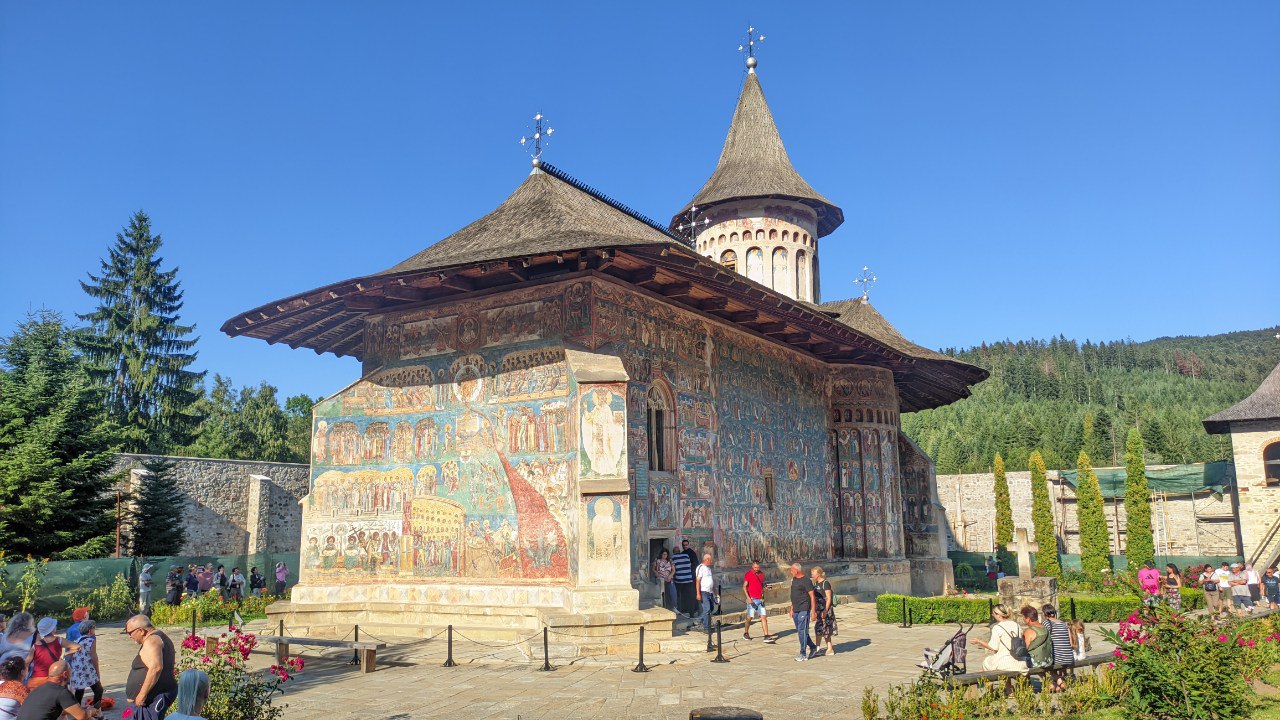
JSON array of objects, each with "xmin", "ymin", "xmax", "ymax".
[
  {"xmin": 671, "ymin": 72, "xmax": 843, "ymax": 237},
  {"xmin": 1204, "ymin": 361, "xmax": 1280, "ymax": 434}
]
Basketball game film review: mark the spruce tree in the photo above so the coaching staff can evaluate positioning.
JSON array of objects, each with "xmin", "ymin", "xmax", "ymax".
[
  {"xmin": 0, "ymin": 312, "xmax": 121, "ymax": 558},
  {"xmin": 79, "ymin": 211, "xmax": 204, "ymax": 453},
  {"xmin": 129, "ymin": 457, "xmax": 187, "ymax": 555},
  {"xmin": 1075, "ymin": 451, "xmax": 1112, "ymax": 577},
  {"xmin": 1123, "ymin": 428, "xmax": 1155, "ymax": 569},
  {"xmin": 1029, "ymin": 451, "xmax": 1060, "ymax": 578},
  {"xmin": 993, "ymin": 454, "xmax": 1013, "ymax": 549}
]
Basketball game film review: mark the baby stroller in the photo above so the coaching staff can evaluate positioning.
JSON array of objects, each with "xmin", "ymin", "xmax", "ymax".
[{"xmin": 918, "ymin": 622, "xmax": 973, "ymax": 676}]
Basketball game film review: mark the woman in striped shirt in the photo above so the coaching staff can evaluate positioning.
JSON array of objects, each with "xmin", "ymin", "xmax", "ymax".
[{"xmin": 1041, "ymin": 604, "xmax": 1075, "ymax": 692}]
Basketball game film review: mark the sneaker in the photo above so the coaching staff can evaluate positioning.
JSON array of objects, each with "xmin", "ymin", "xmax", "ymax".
[
  {"xmin": 763, "ymin": 635, "xmax": 777, "ymax": 644},
  {"xmin": 807, "ymin": 648, "xmax": 819, "ymax": 659},
  {"xmin": 795, "ymin": 654, "xmax": 807, "ymax": 662},
  {"xmin": 743, "ymin": 633, "xmax": 752, "ymax": 641}
]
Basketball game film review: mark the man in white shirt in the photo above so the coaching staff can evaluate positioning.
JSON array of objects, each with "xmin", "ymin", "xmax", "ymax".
[{"xmin": 695, "ymin": 553, "xmax": 716, "ymax": 635}]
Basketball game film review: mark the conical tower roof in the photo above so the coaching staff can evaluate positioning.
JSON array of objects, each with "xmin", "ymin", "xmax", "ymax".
[
  {"xmin": 672, "ymin": 72, "xmax": 843, "ymax": 237},
  {"xmin": 1204, "ymin": 360, "xmax": 1280, "ymax": 434}
]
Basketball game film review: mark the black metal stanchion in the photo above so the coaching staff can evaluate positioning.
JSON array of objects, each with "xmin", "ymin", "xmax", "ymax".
[
  {"xmin": 349, "ymin": 625, "xmax": 360, "ymax": 665},
  {"xmin": 711, "ymin": 621, "xmax": 729, "ymax": 663},
  {"xmin": 539, "ymin": 627, "xmax": 553, "ymax": 672},
  {"xmin": 988, "ymin": 598, "xmax": 994, "ymax": 619},
  {"xmin": 706, "ymin": 620, "xmax": 715, "ymax": 652},
  {"xmin": 633, "ymin": 626, "xmax": 650, "ymax": 673},
  {"xmin": 899, "ymin": 598, "xmax": 911, "ymax": 628},
  {"xmin": 1070, "ymin": 597, "xmax": 1077, "ymax": 622},
  {"xmin": 907, "ymin": 609, "xmax": 913, "ymax": 628},
  {"xmin": 443, "ymin": 625, "xmax": 457, "ymax": 667}
]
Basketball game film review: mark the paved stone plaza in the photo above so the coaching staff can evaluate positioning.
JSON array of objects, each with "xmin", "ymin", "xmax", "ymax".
[{"xmin": 90, "ymin": 602, "xmax": 1113, "ymax": 719}]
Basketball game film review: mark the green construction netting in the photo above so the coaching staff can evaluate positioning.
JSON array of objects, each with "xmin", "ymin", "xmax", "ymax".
[
  {"xmin": 1061, "ymin": 461, "xmax": 1234, "ymax": 499},
  {"xmin": 21, "ymin": 551, "xmax": 300, "ymax": 616}
]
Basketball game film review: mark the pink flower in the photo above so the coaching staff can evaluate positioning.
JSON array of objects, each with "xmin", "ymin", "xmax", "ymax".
[
  {"xmin": 1218, "ymin": 635, "xmax": 1229, "ymax": 642},
  {"xmin": 123, "ymin": 709, "xmax": 134, "ymax": 720}
]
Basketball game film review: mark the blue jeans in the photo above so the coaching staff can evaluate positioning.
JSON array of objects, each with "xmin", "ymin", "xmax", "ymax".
[
  {"xmin": 793, "ymin": 610, "xmax": 816, "ymax": 655},
  {"xmin": 700, "ymin": 593, "xmax": 715, "ymax": 633},
  {"xmin": 665, "ymin": 582, "xmax": 678, "ymax": 611}
]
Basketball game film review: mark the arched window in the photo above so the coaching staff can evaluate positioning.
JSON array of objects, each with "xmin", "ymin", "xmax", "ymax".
[
  {"xmin": 746, "ymin": 247, "xmax": 764, "ymax": 283},
  {"xmin": 730, "ymin": 231, "xmax": 739, "ymax": 243},
  {"xmin": 720, "ymin": 249, "xmax": 738, "ymax": 272},
  {"xmin": 768, "ymin": 229, "xmax": 778, "ymax": 241},
  {"xmin": 796, "ymin": 250, "xmax": 809, "ymax": 301},
  {"xmin": 782, "ymin": 230, "xmax": 790, "ymax": 242},
  {"xmin": 646, "ymin": 383, "xmax": 676, "ymax": 472},
  {"xmin": 772, "ymin": 247, "xmax": 789, "ymax": 294},
  {"xmin": 756, "ymin": 229, "xmax": 765, "ymax": 242},
  {"xmin": 1266, "ymin": 441, "xmax": 1280, "ymax": 485}
]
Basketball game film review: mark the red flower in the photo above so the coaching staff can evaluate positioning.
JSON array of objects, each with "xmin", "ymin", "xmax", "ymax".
[{"xmin": 123, "ymin": 710, "xmax": 134, "ymax": 720}]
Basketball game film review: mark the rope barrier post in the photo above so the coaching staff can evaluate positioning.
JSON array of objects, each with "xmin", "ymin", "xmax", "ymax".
[
  {"xmin": 278, "ymin": 619, "xmax": 284, "ymax": 637},
  {"xmin": 711, "ymin": 621, "xmax": 729, "ymax": 663},
  {"xmin": 190, "ymin": 613, "xmax": 196, "ymax": 638},
  {"xmin": 632, "ymin": 626, "xmax": 650, "ymax": 673},
  {"xmin": 442, "ymin": 624, "xmax": 458, "ymax": 667},
  {"xmin": 899, "ymin": 598, "xmax": 910, "ymax": 629},
  {"xmin": 349, "ymin": 625, "xmax": 360, "ymax": 665},
  {"xmin": 988, "ymin": 598, "xmax": 994, "ymax": 620},
  {"xmin": 706, "ymin": 619, "xmax": 714, "ymax": 652},
  {"xmin": 539, "ymin": 627, "xmax": 553, "ymax": 672},
  {"xmin": 1070, "ymin": 597, "xmax": 1077, "ymax": 622},
  {"xmin": 907, "ymin": 609, "xmax": 913, "ymax": 628}
]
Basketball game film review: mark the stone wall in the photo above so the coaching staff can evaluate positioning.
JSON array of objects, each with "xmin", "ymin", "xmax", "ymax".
[
  {"xmin": 1227, "ymin": 420, "xmax": 1280, "ymax": 566},
  {"xmin": 937, "ymin": 469, "xmax": 1239, "ymax": 558},
  {"xmin": 113, "ymin": 454, "xmax": 309, "ymax": 556}
]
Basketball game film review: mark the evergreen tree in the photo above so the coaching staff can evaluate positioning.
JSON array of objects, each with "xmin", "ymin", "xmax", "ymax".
[
  {"xmin": 993, "ymin": 454, "xmax": 1013, "ymax": 550},
  {"xmin": 0, "ymin": 312, "xmax": 121, "ymax": 558},
  {"xmin": 79, "ymin": 211, "xmax": 204, "ymax": 453},
  {"xmin": 1123, "ymin": 428, "xmax": 1155, "ymax": 569},
  {"xmin": 128, "ymin": 457, "xmax": 187, "ymax": 555},
  {"xmin": 1029, "ymin": 451, "xmax": 1060, "ymax": 578},
  {"xmin": 181, "ymin": 376, "xmax": 312, "ymax": 463},
  {"xmin": 1075, "ymin": 451, "xmax": 1112, "ymax": 577}
]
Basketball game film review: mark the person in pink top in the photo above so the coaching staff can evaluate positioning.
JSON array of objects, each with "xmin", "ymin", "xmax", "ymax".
[{"xmin": 1137, "ymin": 560, "xmax": 1160, "ymax": 602}]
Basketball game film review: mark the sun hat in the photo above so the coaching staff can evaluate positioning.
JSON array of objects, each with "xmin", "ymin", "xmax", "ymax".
[
  {"xmin": 36, "ymin": 617, "xmax": 57, "ymax": 637},
  {"xmin": 71, "ymin": 607, "xmax": 89, "ymax": 623},
  {"xmin": 142, "ymin": 563, "xmax": 155, "ymax": 572}
]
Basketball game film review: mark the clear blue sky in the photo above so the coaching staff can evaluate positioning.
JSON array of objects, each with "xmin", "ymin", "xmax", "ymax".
[{"xmin": 3, "ymin": 2, "xmax": 1277, "ymax": 400}]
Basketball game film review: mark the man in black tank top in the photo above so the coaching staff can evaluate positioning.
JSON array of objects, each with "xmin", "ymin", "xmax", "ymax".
[{"xmin": 123, "ymin": 615, "xmax": 178, "ymax": 720}]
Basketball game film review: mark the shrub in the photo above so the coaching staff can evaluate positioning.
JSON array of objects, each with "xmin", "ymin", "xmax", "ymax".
[
  {"xmin": 66, "ymin": 574, "xmax": 135, "ymax": 621},
  {"xmin": 877, "ymin": 590, "xmax": 1204, "ymax": 624},
  {"xmin": 1103, "ymin": 605, "xmax": 1262, "ymax": 719},
  {"xmin": 177, "ymin": 629, "xmax": 301, "ymax": 720},
  {"xmin": 148, "ymin": 592, "xmax": 277, "ymax": 628}
]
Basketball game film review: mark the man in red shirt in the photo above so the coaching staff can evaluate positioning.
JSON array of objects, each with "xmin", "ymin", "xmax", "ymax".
[{"xmin": 742, "ymin": 561, "xmax": 776, "ymax": 643}]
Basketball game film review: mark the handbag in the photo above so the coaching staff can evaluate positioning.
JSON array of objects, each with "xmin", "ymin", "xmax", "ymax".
[{"xmin": 1202, "ymin": 581, "xmax": 1218, "ymax": 592}]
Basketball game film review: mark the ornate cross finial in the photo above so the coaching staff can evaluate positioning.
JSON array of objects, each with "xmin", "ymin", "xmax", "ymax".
[
  {"xmin": 519, "ymin": 112, "xmax": 555, "ymax": 168},
  {"xmin": 738, "ymin": 24, "xmax": 765, "ymax": 73},
  {"xmin": 854, "ymin": 265, "xmax": 877, "ymax": 303},
  {"xmin": 673, "ymin": 205, "xmax": 711, "ymax": 249}
]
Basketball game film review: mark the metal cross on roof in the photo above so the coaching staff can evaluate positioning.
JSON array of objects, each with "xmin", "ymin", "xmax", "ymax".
[
  {"xmin": 673, "ymin": 205, "xmax": 711, "ymax": 249},
  {"xmin": 854, "ymin": 265, "xmax": 877, "ymax": 302},
  {"xmin": 738, "ymin": 24, "xmax": 765, "ymax": 73},
  {"xmin": 519, "ymin": 112, "xmax": 555, "ymax": 168}
]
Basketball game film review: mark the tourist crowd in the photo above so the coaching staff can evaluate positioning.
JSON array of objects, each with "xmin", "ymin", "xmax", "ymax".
[
  {"xmin": 0, "ymin": 610, "xmax": 215, "ymax": 720},
  {"xmin": 139, "ymin": 562, "xmax": 289, "ymax": 614},
  {"xmin": 653, "ymin": 543, "xmax": 841, "ymax": 662}
]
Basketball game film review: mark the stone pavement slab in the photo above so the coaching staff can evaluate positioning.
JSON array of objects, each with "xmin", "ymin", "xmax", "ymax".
[{"xmin": 88, "ymin": 602, "xmax": 1115, "ymax": 720}]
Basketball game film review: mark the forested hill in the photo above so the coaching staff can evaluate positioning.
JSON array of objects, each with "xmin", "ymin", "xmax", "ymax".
[{"xmin": 902, "ymin": 327, "xmax": 1280, "ymax": 475}]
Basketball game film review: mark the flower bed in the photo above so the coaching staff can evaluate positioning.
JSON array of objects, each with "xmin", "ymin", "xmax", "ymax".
[
  {"xmin": 177, "ymin": 629, "xmax": 302, "ymax": 720},
  {"xmin": 148, "ymin": 591, "xmax": 278, "ymax": 627}
]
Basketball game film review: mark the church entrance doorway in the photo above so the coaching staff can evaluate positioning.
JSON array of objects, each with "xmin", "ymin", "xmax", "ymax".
[{"xmin": 648, "ymin": 536, "xmax": 673, "ymax": 609}]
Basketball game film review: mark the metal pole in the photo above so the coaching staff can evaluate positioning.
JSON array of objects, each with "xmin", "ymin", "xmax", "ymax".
[
  {"xmin": 907, "ymin": 609, "xmax": 913, "ymax": 628},
  {"xmin": 632, "ymin": 626, "xmax": 649, "ymax": 673},
  {"xmin": 711, "ymin": 621, "xmax": 729, "ymax": 663},
  {"xmin": 350, "ymin": 625, "xmax": 360, "ymax": 665},
  {"xmin": 191, "ymin": 613, "xmax": 196, "ymax": 638},
  {"xmin": 1070, "ymin": 597, "xmax": 1077, "ymax": 622},
  {"xmin": 443, "ymin": 625, "xmax": 457, "ymax": 667},
  {"xmin": 900, "ymin": 598, "xmax": 910, "ymax": 628},
  {"xmin": 539, "ymin": 627, "xmax": 553, "ymax": 672},
  {"xmin": 706, "ymin": 618, "xmax": 715, "ymax": 652},
  {"xmin": 988, "ymin": 598, "xmax": 994, "ymax": 620},
  {"xmin": 115, "ymin": 492, "xmax": 122, "ymax": 558}
]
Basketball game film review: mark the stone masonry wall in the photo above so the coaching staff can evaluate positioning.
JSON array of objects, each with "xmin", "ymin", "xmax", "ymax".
[
  {"xmin": 113, "ymin": 454, "xmax": 309, "ymax": 556},
  {"xmin": 937, "ymin": 469, "xmax": 1239, "ymax": 558}
]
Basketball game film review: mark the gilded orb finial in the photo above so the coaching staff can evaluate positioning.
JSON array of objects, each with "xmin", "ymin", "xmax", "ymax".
[
  {"xmin": 518, "ymin": 112, "xmax": 555, "ymax": 169},
  {"xmin": 738, "ymin": 24, "xmax": 765, "ymax": 73}
]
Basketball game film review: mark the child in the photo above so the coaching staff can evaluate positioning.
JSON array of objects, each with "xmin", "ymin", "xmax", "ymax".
[{"xmin": 1068, "ymin": 619, "xmax": 1090, "ymax": 662}]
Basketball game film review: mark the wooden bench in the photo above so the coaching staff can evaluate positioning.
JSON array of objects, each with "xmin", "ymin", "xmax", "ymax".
[
  {"xmin": 943, "ymin": 652, "xmax": 1115, "ymax": 687},
  {"xmin": 204, "ymin": 634, "xmax": 388, "ymax": 673}
]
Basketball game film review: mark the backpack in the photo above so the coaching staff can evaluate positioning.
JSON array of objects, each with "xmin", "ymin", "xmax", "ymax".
[
  {"xmin": 1005, "ymin": 626, "xmax": 1029, "ymax": 661},
  {"xmin": 1027, "ymin": 626, "xmax": 1054, "ymax": 668}
]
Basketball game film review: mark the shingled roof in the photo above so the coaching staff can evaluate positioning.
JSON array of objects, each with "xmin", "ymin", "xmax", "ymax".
[
  {"xmin": 1204, "ymin": 360, "xmax": 1280, "ymax": 434},
  {"xmin": 672, "ymin": 72, "xmax": 844, "ymax": 238},
  {"xmin": 819, "ymin": 298, "xmax": 952, "ymax": 363},
  {"xmin": 385, "ymin": 164, "xmax": 679, "ymax": 275}
]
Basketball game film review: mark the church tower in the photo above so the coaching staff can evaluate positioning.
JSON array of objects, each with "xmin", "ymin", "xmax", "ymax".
[{"xmin": 672, "ymin": 38, "xmax": 843, "ymax": 303}]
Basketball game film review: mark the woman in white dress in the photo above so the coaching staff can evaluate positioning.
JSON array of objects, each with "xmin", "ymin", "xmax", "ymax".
[{"xmin": 970, "ymin": 604, "xmax": 1029, "ymax": 673}]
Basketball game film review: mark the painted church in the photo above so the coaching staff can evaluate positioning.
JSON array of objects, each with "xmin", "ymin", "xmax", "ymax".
[{"xmin": 224, "ymin": 51, "xmax": 987, "ymax": 634}]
